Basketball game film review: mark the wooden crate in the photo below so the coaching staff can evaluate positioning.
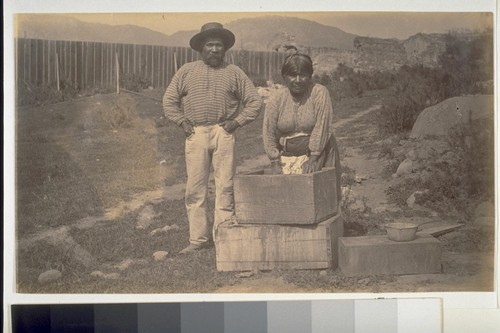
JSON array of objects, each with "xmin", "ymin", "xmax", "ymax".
[
  {"xmin": 234, "ymin": 167, "xmax": 338, "ymax": 225},
  {"xmin": 215, "ymin": 214, "xmax": 344, "ymax": 272},
  {"xmin": 339, "ymin": 235, "xmax": 441, "ymax": 276}
]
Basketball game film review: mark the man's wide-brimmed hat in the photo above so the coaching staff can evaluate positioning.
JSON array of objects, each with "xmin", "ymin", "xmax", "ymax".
[{"xmin": 189, "ymin": 22, "xmax": 235, "ymax": 52}]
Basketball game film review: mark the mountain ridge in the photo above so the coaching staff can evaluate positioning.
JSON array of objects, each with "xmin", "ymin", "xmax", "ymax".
[
  {"xmin": 16, "ymin": 14, "xmax": 358, "ymax": 50},
  {"xmin": 17, "ymin": 14, "xmax": 468, "ymax": 72}
]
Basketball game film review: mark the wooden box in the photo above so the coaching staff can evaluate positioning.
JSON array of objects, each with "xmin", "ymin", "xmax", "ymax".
[
  {"xmin": 234, "ymin": 167, "xmax": 338, "ymax": 225},
  {"xmin": 339, "ymin": 235, "xmax": 441, "ymax": 276},
  {"xmin": 215, "ymin": 214, "xmax": 344, "ymax": 272}
]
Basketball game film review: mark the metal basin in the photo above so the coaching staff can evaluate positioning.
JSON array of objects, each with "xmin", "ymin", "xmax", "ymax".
[{"xmin": 385, "ymin": 222, "xmax": 419, "ymax": 242}]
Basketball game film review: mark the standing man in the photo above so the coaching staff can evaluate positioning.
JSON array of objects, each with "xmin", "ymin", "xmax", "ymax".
[{"xmin": 163, "ymin": 22, "xmax": 262, "ymax": 254}]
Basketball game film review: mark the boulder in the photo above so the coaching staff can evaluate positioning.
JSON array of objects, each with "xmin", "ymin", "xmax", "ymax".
[{"xmin": 410, "ymin": 95, "xmax": 493, "ymax": 139}]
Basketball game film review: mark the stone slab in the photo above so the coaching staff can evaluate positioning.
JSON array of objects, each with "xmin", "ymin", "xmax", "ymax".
[{"xmin": 339, "ymin": 235, "xmax": 441, "ymax": 276}]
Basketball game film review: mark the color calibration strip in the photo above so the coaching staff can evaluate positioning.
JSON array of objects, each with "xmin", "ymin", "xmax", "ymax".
[{"xmin": 11, "ymin": 298, "xmax": 442, "ymax": 333}]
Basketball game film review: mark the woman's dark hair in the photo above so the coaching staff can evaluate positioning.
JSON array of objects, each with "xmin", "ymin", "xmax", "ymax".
[{"xmin": 281, "ymin": 53, "xmax": 314, "ymax": 78}]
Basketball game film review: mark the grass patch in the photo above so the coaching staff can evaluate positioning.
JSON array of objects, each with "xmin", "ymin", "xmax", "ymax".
[
  {"xmin": 280, "ymin": 269, "xmax": 397, "ymax": 292},
  {"xmin": 16, "ymin": 93, "xmax": 174, "ymax": 234},
  {"xmin": 17, "ymin": 240, "xmax": 90, "ymax": 291},
  {"xmin": 70, "ymin": 200, "xmax": 187, "ymax": 264},
  {"xmin": 441, "ymin": 226, "xmax": 495, "ymax": 253}
]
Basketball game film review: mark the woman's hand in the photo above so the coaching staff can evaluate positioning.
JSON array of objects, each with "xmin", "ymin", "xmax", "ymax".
[
  {"xmin": 270, "ymin": 160, "xmax": 283, "ymax": 174},
  {"xmin": 301, "ymin": 155, "xmax": 321, "ymax": 174}
]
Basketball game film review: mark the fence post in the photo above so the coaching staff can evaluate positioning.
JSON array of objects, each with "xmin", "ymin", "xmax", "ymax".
[
  {"xmin": 116, "ymin": 52, "xmax": 120, "ymax": 94},
  {"xmin": 56, "ymin": 52, "xmax": 60, "ymax": 91},
  {"xmin": 174, "ymin": 51, "xmax": 178, "ymax": 73}
]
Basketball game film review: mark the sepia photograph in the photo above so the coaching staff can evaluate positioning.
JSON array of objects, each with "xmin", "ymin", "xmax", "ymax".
[{"xmin": 9, "ymin": 9, "xmax": 496, "ymax": 297}]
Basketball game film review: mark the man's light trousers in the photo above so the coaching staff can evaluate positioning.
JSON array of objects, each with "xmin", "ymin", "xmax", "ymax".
[{"xmin": 184, "ymin": 124, "xmax": 235, "ymax": 245}]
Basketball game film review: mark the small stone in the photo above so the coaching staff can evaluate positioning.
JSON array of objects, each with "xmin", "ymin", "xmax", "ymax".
[
  {"xmin": 319, "ymin": 270, "xmax": 328, "ymax": 277},
  {"xmin": 355, "ymin": 175, "xmax": 368, "ymax": 183},
  {"xmin": 235, "ymin": 271, "xmax": 255, "ymax": 278},
  {"xmin": 153, "ymin": 251, "xmax": 169, "ymax": 261},
  {"xmin": 429, "ymin": 210, "xmax": 439, "ymax": 217},
  {"xmin": 407, "ymin": 194, "xmax": 417, "ymax": 207},
  {"xmin": 104, "ymin": 273, "xmax": 120, "ymax": 279},
  {"xmin": 341, "ymin": 186, "xmax": 351, "ymax": 197},
  {"xmin": 358, "ymin": 278, "xmax": 371, "ymax": 285},
  {"xmin": 374, "ymin": 206, "xmax": 387, "ymax": 214},
  {"xmin": 396, "ymin": 158, "xmax": 413, "ymax": 176},
  {"xmin": 150, "ymin": 224, "xmax": 180, "ymax": 235},
  {"xmin": 114, "ymin": 259, "xmax": 134, "ymax": 271},
  {"xmin": 136, "ymin": 205, "xmax": 158, "ymax": 230},
  {"xmin": 38, "ymin": 269, "xmax": 62, "ymax": 284},
  {"xmin": 91, "ymin": 271, "xmax": 105, "ymax": 278},
  {"xmin": 407, "ymin": 190, "xmax": 428, "ymax": 208}
]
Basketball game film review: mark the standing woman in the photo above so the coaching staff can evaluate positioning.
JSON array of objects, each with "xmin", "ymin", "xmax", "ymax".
[{"xmin": 263, "ymin": 52, "xmax": 341, "ymax": 202}]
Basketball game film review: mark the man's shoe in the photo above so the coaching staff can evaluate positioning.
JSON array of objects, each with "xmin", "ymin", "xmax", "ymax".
[{"xmin": 178, "ymin": 243, "xmax": 207, "ymax": 254}]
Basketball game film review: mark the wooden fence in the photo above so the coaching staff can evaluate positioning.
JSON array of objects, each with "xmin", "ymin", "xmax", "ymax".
[{"xmin": 16, "ymin": 38, "xmax": 288, "ymax": 91}]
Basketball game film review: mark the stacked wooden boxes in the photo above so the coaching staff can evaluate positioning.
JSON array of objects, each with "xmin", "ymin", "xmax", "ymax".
[{"xmin": 215, "ymin": 167, "xmax": 343, "ymax": 271}]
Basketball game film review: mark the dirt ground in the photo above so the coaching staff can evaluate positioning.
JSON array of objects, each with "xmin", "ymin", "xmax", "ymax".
[
  {"xmin": 14, "ymin": 90, "xmax": 495, "ymax": 294},
  {"xmin": 215, "ymin": 100, "xmax": 495, "ymax": 293}
]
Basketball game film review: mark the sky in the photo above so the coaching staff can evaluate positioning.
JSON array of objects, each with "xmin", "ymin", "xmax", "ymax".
[
  {"xmin": 5, "ymin": 0, "xmax": 495, "ymax": 40},
  {"xmin": 61, "ymin": 12, "xmax": 493, "ymax": 39}
]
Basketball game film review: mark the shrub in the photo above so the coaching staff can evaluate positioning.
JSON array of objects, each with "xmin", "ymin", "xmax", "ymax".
[
  {"xmin": 446, "ymin": 117, "xmax": 494, "ymax": 199},
  {"xmin": 313, "ymin": 64, "xmax": 394, "ymax": 102},
  {"xmin": 98, "ymin": 101, "xmax": 136, "ymax": 129},
  {"xmin": 373, "ymin": 64, "xmax": 445, "ymax": 136},
  {"xmin": 359, "ymin": 70, "xmax": 395, "ymax": 91},
  {"xmin": 120, "ymin": 73, "xmax": 152, "ymax": 92},
  {"xmin": 438, "ymin": 31, "xmax": 494, "ymax": 97},
  {"xmin": 386, "ymin": 117, "xmax": 494, "ymax": 219},
  {"xmin": 340, "ymin": 165, "xmax": 356, "ymax": 186},
  {"xmin": 17, "ymin": 80, "xmax": 80, "ymax": 106}
]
